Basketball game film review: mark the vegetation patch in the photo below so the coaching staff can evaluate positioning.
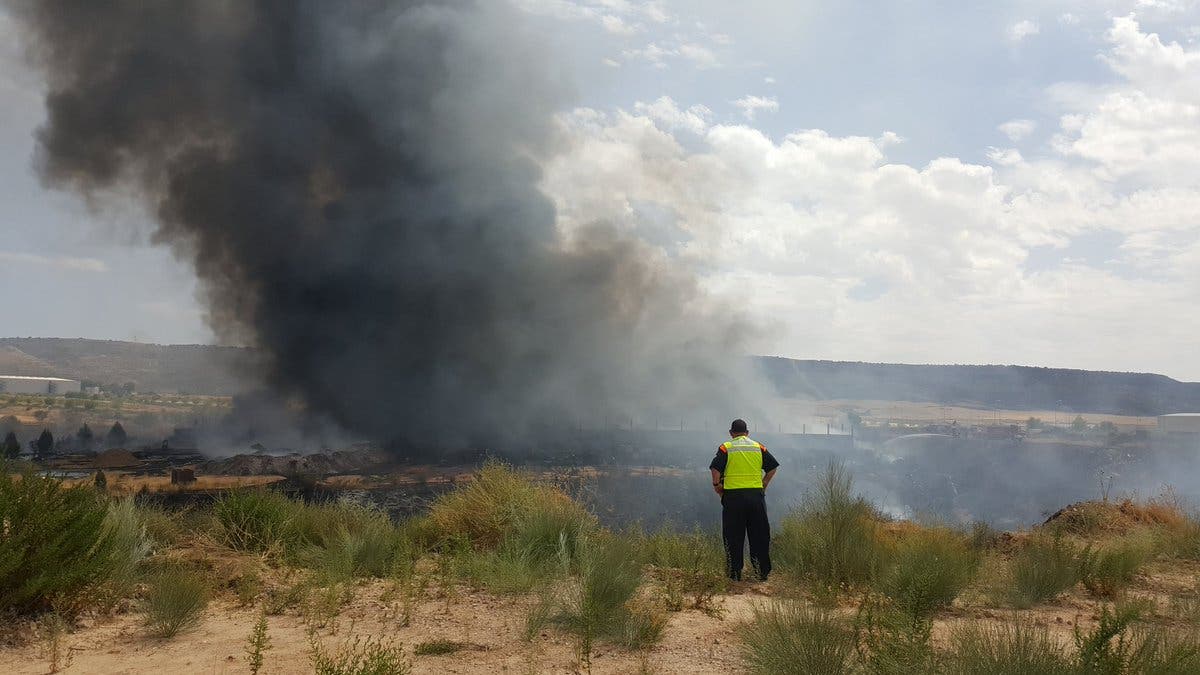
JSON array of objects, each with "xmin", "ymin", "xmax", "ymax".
[{"xmin": 142, "ymin": 564, "xmax": 209, "ymax": 638}]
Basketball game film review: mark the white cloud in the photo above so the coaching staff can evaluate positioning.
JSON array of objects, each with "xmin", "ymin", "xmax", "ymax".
[
  {"xmin": 998, "ymin": 119, "xmax": 1037, "ymax": 141},
  {"xmin": 763, "ymin": 76, "xmax": 776, "ymax": 84},
  {"xmin": 732, "ymin": 95, "xmax": 779, "ymax": 120},
  {"xmin": 0, "ymin": 252, "xmax": 108, "ymax": 273},
  {"xmin": 987, "ymin": 147, "xmax": 1024, "ymax": 165},
  {"xmin": 537, "ymin": 17, "xmax": 1200, "ymax": 379},
  {"xmin": 1059, "ymin": 12, "xmax": 1080, "ymax": 25},
  {"xmin": 633, "ymin": 96, "xmax": 712, "ymax": 134},
  {"xmin": 678, "ymin": 42, "xmax": 719, "ymax": 68},
  {"xmin": 1008, "ymin": 19, "xmax": 1040, "ymax": 42}
]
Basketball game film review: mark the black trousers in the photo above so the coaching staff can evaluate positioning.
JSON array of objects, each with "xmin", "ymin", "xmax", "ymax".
[{"xmin": 721, "ymin": 489, "xmax": 771, "ymax": 581}]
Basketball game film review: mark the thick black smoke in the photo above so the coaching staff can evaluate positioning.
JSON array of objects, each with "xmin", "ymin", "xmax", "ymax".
[{"xmin": 11, "ymin": 0, "xmax": 759, "ymax": 445}]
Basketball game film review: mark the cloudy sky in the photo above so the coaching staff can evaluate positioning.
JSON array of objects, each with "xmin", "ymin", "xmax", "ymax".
[{"xmin": 3, "ymin": 1, "xmax": 1200, "ymax": 379}]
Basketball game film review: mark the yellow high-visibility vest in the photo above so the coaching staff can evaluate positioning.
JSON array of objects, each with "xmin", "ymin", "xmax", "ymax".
[{"xmin": 720, "ymin": 435, "xmax": 766, "ymax": 489}]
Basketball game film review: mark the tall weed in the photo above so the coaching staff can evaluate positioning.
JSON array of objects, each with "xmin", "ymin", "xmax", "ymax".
[{"xmin": 774, "ymin": 460, "xmax": 887, "ymax": 589}]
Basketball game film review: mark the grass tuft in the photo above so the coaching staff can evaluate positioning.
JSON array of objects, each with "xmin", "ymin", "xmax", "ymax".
[
  {"xmin": 143, "ymin": 564, "xmax": 209, "ymax": 638},
  {"xmin": 1076, "ymin": 538, "xmax": 1150, "ymax": 597},
  {"xmin": 738, "ymin": 600, "xmax": 857, "ymax": 675},
  {"xmin": 1010, "ymin": 533, "xmax": 1079, "ymax": 607},
  {"xmin": 947, "ymin": 620, "xmax": 1072, "ymax": 675}
]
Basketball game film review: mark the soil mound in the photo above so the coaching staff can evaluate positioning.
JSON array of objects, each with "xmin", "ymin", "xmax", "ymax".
[
  {"xmin": 1042, "ymin": 498, "xmax": 1185, "ymax": 534},
  {"xmin": 92, "ymin": 448, "xmax": 140, "ymax": 469},
  {"xmin": 200, "ymin": 447, "xmax": 390, "ymax": 476}
]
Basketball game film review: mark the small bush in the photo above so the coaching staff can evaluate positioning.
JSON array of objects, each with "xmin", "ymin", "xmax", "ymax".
[
  {"xmin": 738, "ymin": 601, "xmax": 857, "ymax": 675},
  {"xmin": 1011, "ymin": 534, "xmax": 1079, "ymax": 607},
  {"xmin": 541, "ymin": 536, "xmax": 659, "ymax": 666},
  {"xmin": 1074, "ymin": 601, "xmax": 1200, "ymax": 674},
  {"xmin": 876, "ymin": 527, "xmax": 979, "ymax": 618},
  {"xmin": 309, "ymin": 634, "xmax": 410, "ymax": 675},
  {"xmin": 427, "ymin": 460, "xmax": 594, "ymax": 551},
  {"xmin": 455, "ymin": 545, "xmax": 546, "ymax": 595},
  {"xmin": 143, "ymin": 564, "xmax": 209, "ymax": 638},
  {"xmin": 413, "ymin": 640, "xmax": 467, "ymax": 656},
  {"xmin": 775, "ymin": 460, "xmax": 887, "ymax": 590},
  {"xmin": 1077, "ymin": 540, "xmax": 1149, "ymax": 597},
  {"xmin": 0, "ymin": 468, "xmax": 120, "ymax": 614},
  {"xmin": 214, "ymin": 489, "xmax": 300, "ymax": 554},
  {"xmin": 947, "ymin": 621, "xmax": 1072, "ymax": 675},
  {"xmin": 854, "ymin": 597, "xmax": 937, "ymax": 675}
]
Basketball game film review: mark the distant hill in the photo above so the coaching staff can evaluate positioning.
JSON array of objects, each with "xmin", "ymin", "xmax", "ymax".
[
  {"xmin": 0, "ymin": 338, "xmax": 253, "ymax": 395},
  {"xmin": 3, "ymin": 338, "xmax": 1197, "ymax": 415},
  {"xmin": 755, "ymin": 357, "xmax": 1200, "ymax": 416}
]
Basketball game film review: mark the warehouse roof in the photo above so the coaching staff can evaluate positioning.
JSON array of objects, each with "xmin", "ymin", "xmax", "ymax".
[
  {"xmin": 0, "ymin": 375, "xmax": 78, "ymax": 382},
  {"xmin": 1159, "ymin": 413, "xmax": 1200, "ymax": 417}
]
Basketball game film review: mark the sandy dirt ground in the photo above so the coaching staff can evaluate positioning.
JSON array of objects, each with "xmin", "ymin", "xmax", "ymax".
[
  {"xmin": 1, "ymin": 579, "xmax": 768, "ymax": 675},
  {"xmin": 8, "ymin": 560, "xmax": 1199, "ymax": 675}
]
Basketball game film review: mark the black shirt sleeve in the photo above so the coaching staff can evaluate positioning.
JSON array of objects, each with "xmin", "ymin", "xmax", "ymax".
[
  {"xmin": 709, "ymin": 448, "xmax": 727, "ymax": 472},
  {"xmin": 762, "ymin": 450, "xmax": 780, "ymax": 472}
]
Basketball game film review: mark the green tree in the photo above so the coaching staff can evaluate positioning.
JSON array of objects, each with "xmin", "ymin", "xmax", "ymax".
[
  {"xmin": 0, "ymin": 415, "xmax": 19, "ymax": 434},
  {"xmin": 1026, "ymin": 416, "xmax": 1043, "ymax": 430},
  {"xmin": 76, "ymin": 423, "xmax": 94, "ymax": 450},
  {"xmin": 2, "ymin": 431, "xmax": 19, "ymax": 459},
  {"xmin": 105, "ymin": 421, "xmax": 128, "ymax": 449},
  {"xmin": 35, "ymin": 428, "xmax": 54, "ymax": 460},
  {"xmin": 1071, "ymin": 415, "xmax": 1088, "ymax": 432}
]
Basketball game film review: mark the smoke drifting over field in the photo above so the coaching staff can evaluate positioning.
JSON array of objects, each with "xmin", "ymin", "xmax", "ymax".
[{"xmin": 9, "ymin": 0, "xmax": 757, "ymax": 445}]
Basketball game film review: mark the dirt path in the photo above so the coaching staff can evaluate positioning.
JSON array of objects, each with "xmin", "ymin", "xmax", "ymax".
[{"xmin": 1, "ymin": 581, "xmax": 767, "ymax": 675}]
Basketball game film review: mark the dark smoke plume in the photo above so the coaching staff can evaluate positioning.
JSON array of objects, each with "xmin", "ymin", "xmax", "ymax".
[{"xmin": 10, "ymin": 0, "xmax": 760, "ymax": 445}]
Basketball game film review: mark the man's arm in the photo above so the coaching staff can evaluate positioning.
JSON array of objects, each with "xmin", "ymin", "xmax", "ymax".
[
  {"xmin": 761, "ymin": 449, "xmax": 780, "ymax": 491},
  {"xmin": 709, "ymin": 449, "xmax": 726, "ymax": 495}
]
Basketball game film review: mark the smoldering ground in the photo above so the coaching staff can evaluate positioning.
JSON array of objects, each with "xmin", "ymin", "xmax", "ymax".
[{"xmin": 7, "ymin": 0, "xmax": 765, "ymax": 447}]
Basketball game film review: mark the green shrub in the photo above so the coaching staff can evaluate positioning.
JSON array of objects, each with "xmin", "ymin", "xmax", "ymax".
[
  {"xmin": 1077, "ymin": 540, "xmax": 1149, "ymax": 597},
  {"xmin": 738, "ymin": 601, "xmax": 857, "ymax": 675},
  {"xmin": 143, "ymin": 564, "xmax": 209, "ymax": 638},
  {"xmin": 309, "ymin": 634, "xmax": 410, "ymax": 675},
  {"xmin": 1074, "ymin": 601, "xmax": 1200, "ymax": 674},
  {"xmin": 1011, "ymin": 534, "xmax": 1079, "ymax": 607},
  {"xmin": 536, "ymin": 536, "xmax": 660, "ymax": 666},
  {"xmin": 455, "ymin": 545, "xmax": 546, "ymax": 595},
  {"xmin": 213, "ymin": 489, "xmax": 301, "ymax": 554},
  {"xmin": 98, "ymin": 498, "xmax": 153, "ymax": 608},
  {"xmin": 0, "ymin": 469, "xmax": 120, "ymax": 614},
  {"xmin": 854, "ymin": 597, "xmax": 937, "ymax": 675},
  {"xmin": 876, "ymin": 527, "xmax": 979, "ymax": 619},
  {"xmin": 948, "ymin": 621, "xmax": 1073, "ymax": 675},
  {"xmin": 774, "ymin": 460, "xmax": 887, "ymax": 589},
  {"xmin": 427, "ymin": 460, "xmax": 593, "ymax": 550}
]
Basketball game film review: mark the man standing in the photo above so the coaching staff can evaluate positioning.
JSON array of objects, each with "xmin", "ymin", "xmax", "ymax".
[{"xmin": 710, "ymin": 418, "xmax": 779, "ymax": 581}]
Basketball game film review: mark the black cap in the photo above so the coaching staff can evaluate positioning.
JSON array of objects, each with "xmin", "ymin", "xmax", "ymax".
[{"xmin": 730, "ymin": 418, "xmax": 748, "ymax": 434}]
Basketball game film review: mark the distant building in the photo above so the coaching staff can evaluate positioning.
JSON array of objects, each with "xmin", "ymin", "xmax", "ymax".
[
  {"xmin": 0, "ymin": 375, "xmax": 82, "ymax": 395},
  {"xmin": 1158, "ymin": 413, "xmax": 1200, "ymax": 434}
]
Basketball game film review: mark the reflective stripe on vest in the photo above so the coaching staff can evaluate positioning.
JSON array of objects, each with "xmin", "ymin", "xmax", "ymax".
[{"xmin": 720, "ymin": 435, "xmax": 765, "ymax": 489}]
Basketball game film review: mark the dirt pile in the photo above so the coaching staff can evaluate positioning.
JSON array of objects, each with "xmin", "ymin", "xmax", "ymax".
[
  {"xmin": 1042, "ymin": 498, "xmax": 1185, "ymax": 534},
  {"xmin": 199, "ymin": 447, "xmax": 391, "ymax": 476}
]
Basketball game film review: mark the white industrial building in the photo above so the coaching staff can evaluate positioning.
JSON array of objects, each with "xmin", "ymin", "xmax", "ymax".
[
  {"xmin": 1158, "ymin": 413, "xmax": 1200, "ymax": 434},
  {"xmin": 0, "ymin": 375, "xmax": 82, "ymax": 395}
]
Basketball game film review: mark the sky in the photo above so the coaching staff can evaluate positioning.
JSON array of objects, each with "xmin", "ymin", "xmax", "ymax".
[{"xmin": 3, "ymin": 1, "xmax": 1200, "ymax": 379}]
